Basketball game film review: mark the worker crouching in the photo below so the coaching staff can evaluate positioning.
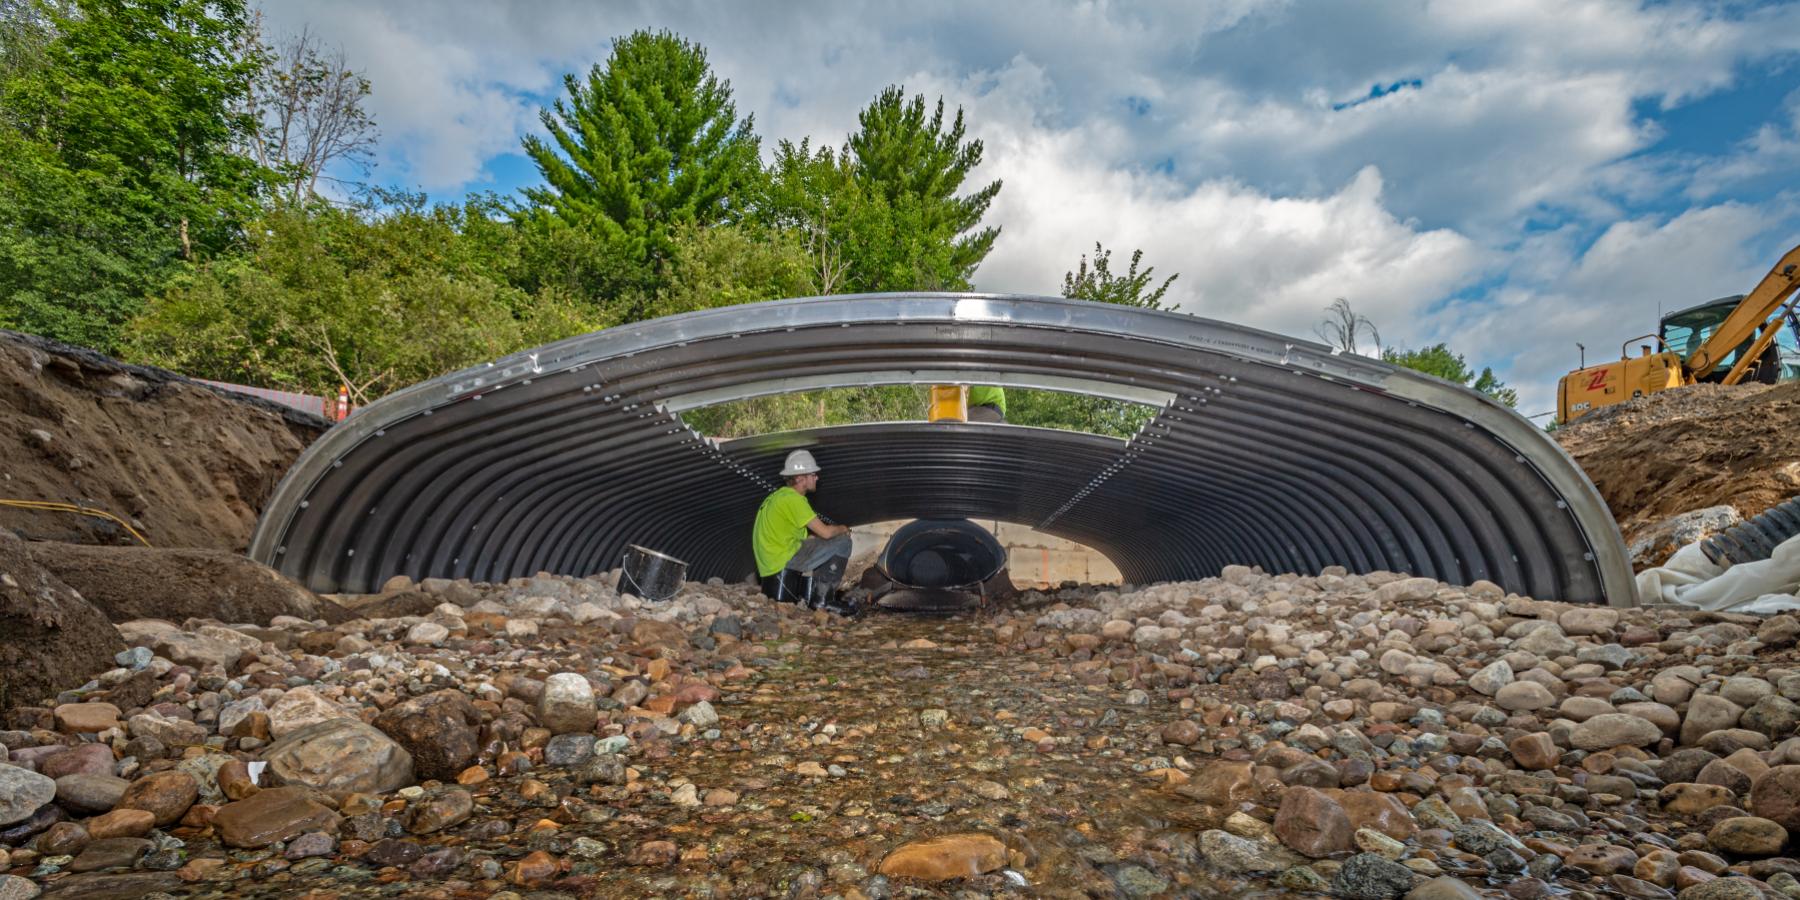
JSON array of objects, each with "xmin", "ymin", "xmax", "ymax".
[{"xmin": 752, "ymin": 450, "xmax": 858, "ymax": 616}]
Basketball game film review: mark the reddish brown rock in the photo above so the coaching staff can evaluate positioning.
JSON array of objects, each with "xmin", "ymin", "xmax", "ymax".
[
  {"xmin": 212, "ymin": 786, "xmax": 342, "ymax": 849},
  {"xmin": 36, "ymin": 821, "xmax": 91, "ymax": 855},
  {"xmin": 1510, "ymin": 733, "xmax": 1560, "ymax": 771},
  {"xmin": 371, "ymin": 689, "xmax": 481, "ymax": 782},
  {"xmin": 54, "ymin": 702, "xmax": 121, "ymax": 734},
  {"xmin": 216, "ymin": 759, "xmax": 258, "ymax": 801},
  {"xmin": 115, "ymin": 770, "xmax": 198, "ymax": 826},
  {"xmin": 877, "ymin": 833, "xmax": 1008, "ymax": 881},
  {"xmin": 1333, "ymin": 790, "xmax": 1417, "ymax": 840},
  {"xmin": 84, "ymin": 808, "xmax": 155, "ymax": 839},
  {"xmin": 671, "ymin": 681, "xmax": 718, "ymax": 704},
  {"xmin": 1273, "ymin": 786, "xmax": 1354, "ymax": 858},
  {"xmin": 628, "ymin": 840, "xmax": 679, "ymax": 867},
  {"xmin": 510, "ymin": 850, "xmax": 561, "ymax": 885},
  {"xmin": 1162, "ymin": 720, "xmax": 1203, "ymax": 746},
  {"xmin": 39, "ymin": 744, "xmax": 116, "ymax": 780},
  {"xmin": 1175, "ymin": 760, "xmax": 1255, "ymax": 808}
]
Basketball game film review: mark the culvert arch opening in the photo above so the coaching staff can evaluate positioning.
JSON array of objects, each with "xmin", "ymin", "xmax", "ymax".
[{"xmin": 250, "ymin": 293, "xmax": 1631, "ymax": 605}]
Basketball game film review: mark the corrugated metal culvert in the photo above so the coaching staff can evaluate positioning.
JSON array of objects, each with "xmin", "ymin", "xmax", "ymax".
[{"xmin": 250, "ymin": 294, "xmax": 1633, "ymax": 606}]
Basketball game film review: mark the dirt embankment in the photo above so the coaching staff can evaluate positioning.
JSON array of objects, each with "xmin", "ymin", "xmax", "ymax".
[
  {"xmin": 0, "ymin": 329, "xmax": 326, "ymax": 552},
  {"xmin": 1556, "ymin": 381, "xmax": 1800, "ymax": 552}
]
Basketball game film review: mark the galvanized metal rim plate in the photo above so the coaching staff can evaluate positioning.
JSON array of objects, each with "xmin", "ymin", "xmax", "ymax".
[{"xmin": 250, "ymin": 293, "xmax": 1633, "ymax": 605}]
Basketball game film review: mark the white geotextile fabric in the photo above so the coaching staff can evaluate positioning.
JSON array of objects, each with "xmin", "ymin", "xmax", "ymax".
[{"xmin": 1636, "ymin": 532, "xmax": 1800, "ymax": 613}]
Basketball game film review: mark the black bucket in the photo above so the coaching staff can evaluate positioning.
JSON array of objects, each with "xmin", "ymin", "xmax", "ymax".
[{"xmin": 620, "ymin": 544, "xmax": 688, "ymax": 601}]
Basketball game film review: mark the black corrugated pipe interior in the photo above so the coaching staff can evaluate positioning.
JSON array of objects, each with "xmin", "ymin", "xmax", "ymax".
[
  {"xmin": 879, "ymin": 519, "xmax": 1008, "ymax": 590},
  {"xmin": 249, "ymin": 293, "xmax": 1635, "ymax": 606}
]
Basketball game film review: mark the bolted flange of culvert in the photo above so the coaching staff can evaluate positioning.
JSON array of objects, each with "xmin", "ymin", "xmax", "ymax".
[{"xmin": 249, "ymin": 294, "xmax": 1634, "ymax": 605}]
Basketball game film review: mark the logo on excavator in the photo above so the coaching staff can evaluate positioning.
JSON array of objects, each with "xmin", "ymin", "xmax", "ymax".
[{"xmin": 1585, "ymin": 369, "xmax": 1609, "ymax": 392}]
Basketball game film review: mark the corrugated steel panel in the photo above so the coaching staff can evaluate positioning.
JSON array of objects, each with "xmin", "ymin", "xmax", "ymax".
[{"xmin": 249, "ymin": 294, "xmax": 1633, "ymax": 605}]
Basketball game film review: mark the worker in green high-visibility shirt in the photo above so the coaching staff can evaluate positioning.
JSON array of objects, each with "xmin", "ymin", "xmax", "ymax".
[
  {"xmin": 752, "ymin": 449, "xmax": 858, "ymax": 616},
  {"xmin": 968, "ymin": 385, "xmax": 1007, "ymax": 423}
]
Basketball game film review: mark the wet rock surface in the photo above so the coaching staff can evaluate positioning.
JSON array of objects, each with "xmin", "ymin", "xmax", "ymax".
[{"xmin": 6, "ymin": 566, "xmax": 1800, "ymax": 896}]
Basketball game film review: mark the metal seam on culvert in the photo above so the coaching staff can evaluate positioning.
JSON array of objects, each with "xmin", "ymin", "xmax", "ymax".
[{"xmin": 250, "ymin": 293, "xmax": 1633, "ymax": 605}]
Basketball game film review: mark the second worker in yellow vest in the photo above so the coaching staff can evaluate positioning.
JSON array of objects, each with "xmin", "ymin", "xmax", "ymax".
[{"xmin": 968, "ymin": 385, "xmax": 1007, "ymax": 423}]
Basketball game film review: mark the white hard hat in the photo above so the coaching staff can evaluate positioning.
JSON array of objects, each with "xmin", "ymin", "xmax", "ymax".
[{"xmin": 780, "ymin": 449, "xmax": 821, "ymax": 477}]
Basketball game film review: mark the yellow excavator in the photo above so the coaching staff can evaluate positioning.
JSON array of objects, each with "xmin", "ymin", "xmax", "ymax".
[{"xmin": 1557, "ymin": 242, "xmax": 1800, "ymax": 423}]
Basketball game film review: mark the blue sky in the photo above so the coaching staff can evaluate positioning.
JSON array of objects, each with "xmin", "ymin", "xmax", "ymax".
[{"xmin": 264, "ymin": 0, "xmax": 1800, "ymax": 415}]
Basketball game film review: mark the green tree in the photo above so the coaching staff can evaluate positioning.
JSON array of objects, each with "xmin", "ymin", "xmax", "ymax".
[
  {"xmin": 126, "ymin": 196, "xmax": 599, "ymax": 400},
  {"xmin": 763, "ymin": 138, "xmax": 861, "ymax": 293},
  {"xmin": 655, "ymin": 222, "xmax": 929, "ymax": 437},
  {"xmin": 0, "ymin": 0, "xmax": 274, "ymax": 351},
  {"xmin": 518, "ymin": 29, "xmax": 763, "ymax": 318},
  {"xmin": 1382, "ymin": 343, "xmax": 1519, "ymax": 408},
  {"xmin": 1061, "ymin": 243, "xmax": 1176, "ymax": 309},
  {"xmin": 648, "ymin": 222, "xmax": 816, "ymax": 319},
  {"xmin": 1008, "ymin": 244, "xmax": 1179, "ymax": 437},
  {"xmin": 764, "ymin": 87, "xmax": 1002, "ymax": 293},
  {"xmin": 848, "ymin": 87, "xmax": 1000, "ymax": 285},
  {"xmin": 682, "ymin": 386, "xmax": 925, "ymax": 440},
  {"xmin": 0, "ymin": 1, "xmax": 55, "ymax": 89}
]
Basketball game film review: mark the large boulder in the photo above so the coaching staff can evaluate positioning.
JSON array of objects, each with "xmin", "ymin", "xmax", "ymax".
[
  {"xmin": 0, "ymin": 529, "xmax": 124, "ymax": 709},
  {"xmin": 263, "ymin": 719, "xmax": 414, "ymax": 798},
  {"xmin": 27, "ymin": 542, "xmax": 351, "ymax": 625},
  {"xmin": 372, "ymin": 690, "xmax": 483, "ymax": 781}
]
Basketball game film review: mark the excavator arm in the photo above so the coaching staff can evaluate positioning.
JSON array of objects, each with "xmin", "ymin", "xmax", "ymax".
[{"xmin": 1687, "ymin": 242, "xmax": 1800, "ymax": 381}]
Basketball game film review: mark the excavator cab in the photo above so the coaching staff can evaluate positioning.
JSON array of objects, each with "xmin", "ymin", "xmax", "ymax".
[{"xmin": 1661, "ymin": 295, "xmax": 1800, "ymax": 385}]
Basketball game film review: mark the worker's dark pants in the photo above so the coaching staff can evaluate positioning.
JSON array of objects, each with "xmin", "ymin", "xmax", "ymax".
[
  {"xmin": 789, "ymin": 534, "xmax": 852, "ymax": 574},
  {"xmin": 969, "ymin": 404, "xmax": 1006, "ymax": 423},
  {"xmin": 761, "ymin": 534, "xmax": 851, "ymax": 602}
]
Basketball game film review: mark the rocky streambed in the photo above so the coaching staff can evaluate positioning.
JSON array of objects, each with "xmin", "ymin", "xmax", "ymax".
[{"xmin": 4, "ymin": 566, "xmax": 1800, "ymax": 899}]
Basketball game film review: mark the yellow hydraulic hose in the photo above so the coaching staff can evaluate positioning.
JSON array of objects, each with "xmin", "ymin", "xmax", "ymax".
[{"xmin": 0, "ymin": 499, "xmax": 151, "ymax": 546}]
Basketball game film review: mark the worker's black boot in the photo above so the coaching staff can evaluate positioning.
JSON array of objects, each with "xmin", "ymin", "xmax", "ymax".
[
  {"xmin": 765, "ymin": 570, "xmax": 807, "ymax": 604},
  {"xmin": 809, "ymin": 579, "xmax": 859, "ymax": 617},
  {"xmin": 808, "ymin": 557, "xmax": 858, "ymax": 617}
]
